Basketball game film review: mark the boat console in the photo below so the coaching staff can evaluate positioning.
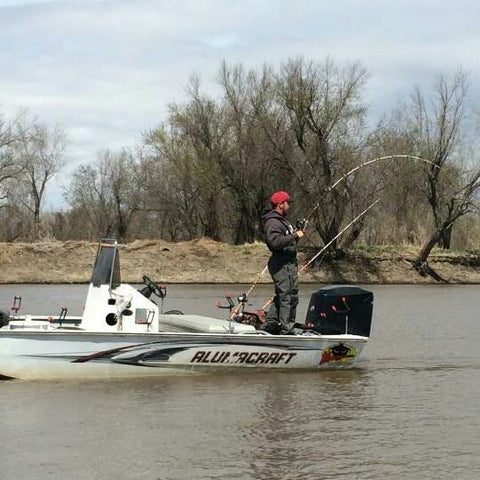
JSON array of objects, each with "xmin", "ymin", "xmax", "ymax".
[{"xmin": 80, "ymin": 239, "xmax": 161, "ymax": 332}]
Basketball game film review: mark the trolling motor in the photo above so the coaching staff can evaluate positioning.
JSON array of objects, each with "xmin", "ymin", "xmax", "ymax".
[{"xmin": 217, "ymin": 292, "xmax": 266, "ymax": 329}]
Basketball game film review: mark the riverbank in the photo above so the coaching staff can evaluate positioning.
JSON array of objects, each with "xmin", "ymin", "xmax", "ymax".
[{"xmin": 1, "ymin": 238, "xmax": 480, "ymax": 284}]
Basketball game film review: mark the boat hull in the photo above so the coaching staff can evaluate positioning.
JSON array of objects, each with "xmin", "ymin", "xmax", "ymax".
[{"xmin": 0, "ymin": 331, "xmax": 367, "ymax": 380}]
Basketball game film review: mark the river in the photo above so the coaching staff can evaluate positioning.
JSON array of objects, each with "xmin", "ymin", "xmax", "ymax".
[{"xmin": 0, "ymin": 284, "xmax": 479, "ymax": 479}]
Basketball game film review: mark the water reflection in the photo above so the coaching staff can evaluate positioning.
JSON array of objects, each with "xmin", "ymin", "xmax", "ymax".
[{"xmin": 236, "ymin": 370, "xmax": 373, "ymax": 479}]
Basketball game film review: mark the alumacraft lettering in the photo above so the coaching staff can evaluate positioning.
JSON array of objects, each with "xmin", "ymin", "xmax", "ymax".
[{"xmin": 190, "ymin": 350, "xmax": 297, "ymax": 365}]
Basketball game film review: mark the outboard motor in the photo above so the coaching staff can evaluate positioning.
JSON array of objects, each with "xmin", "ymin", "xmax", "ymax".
[
  {"xmin": 305, "ymin": 286, "xmax": 373, "ymax": 337},
  {"xmin": 0, "ymin": 309, "xmax": 10, "ymax": 328}
]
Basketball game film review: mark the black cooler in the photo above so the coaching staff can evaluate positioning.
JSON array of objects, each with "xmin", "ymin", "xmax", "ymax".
[{"xmin": 305, "ymin": 285, "xmax": 373, "ymax": 337}]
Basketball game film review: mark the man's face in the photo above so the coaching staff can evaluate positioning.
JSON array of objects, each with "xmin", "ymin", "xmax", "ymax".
[{"xmin": 278, "ymin": 200, "xmax": 290, "ymax": 216}]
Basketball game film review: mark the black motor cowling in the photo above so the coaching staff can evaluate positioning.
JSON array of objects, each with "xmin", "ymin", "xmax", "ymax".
[{"xmin": 305, "ymin": 286, "xmax": 373, "ymax": 337}]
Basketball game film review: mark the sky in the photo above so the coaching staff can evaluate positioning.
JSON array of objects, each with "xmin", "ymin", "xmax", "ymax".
[{"xmin": 0, "ymin": 0, "xmax": 479, "ymax": 209}]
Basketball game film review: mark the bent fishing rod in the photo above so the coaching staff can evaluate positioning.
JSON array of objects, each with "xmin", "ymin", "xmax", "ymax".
[
  {"xmin": 230, "ymin": 154, "xmax": 436, "ymax": 319},
  {"xmin": 305, "ymin": 154, "xmax": 438, "ymax": 222}
]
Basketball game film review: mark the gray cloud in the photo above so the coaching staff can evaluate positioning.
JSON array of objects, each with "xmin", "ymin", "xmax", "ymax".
[{"xmin": 0, "ymin": 0, "xmax": 478, "ymax": 209}]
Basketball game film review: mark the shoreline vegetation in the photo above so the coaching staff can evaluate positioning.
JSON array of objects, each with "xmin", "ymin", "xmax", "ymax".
[{"xmin": 1, "ymin": 238, "xmax": 480, "ymax": 285}]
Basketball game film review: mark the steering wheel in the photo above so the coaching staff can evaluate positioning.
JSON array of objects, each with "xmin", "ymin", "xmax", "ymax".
[{"xmin": 142, "ymin": 275, "xmax": 166, "ymax": 298}]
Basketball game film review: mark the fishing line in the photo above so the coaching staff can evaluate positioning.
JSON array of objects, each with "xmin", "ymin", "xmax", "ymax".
[
  {"xmin": 300, "ymin": 198, "xmax": 380, "ymax": 272},
  {"xmin": 230, "ymin": 154, "xmax": 434, "ymax": 318}
]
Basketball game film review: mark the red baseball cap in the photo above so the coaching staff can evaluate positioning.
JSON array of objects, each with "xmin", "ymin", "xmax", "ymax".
[{"xmin": 270, "ymin": 191, "xmax": 291, "ymax": 205}]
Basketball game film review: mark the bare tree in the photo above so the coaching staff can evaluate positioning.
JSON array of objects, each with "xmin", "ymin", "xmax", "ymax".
[
  {"xmin": 134, "ymin": 141, "xmax": 196, "ymax": 241},
  {"xmin": 365, "ymin": 124, "xmax": 430, "ymax": 245},
  {"xmin": 145, "ymin": 125, "xmax": 215, "ymax": 240},
  {"xmin": 145, "ymin": 76, "xmax": 230, "ymax": 241},
  {"xmin": 144, "ymin": 59, "xmax": 375, "ymax": 246},
  {"xmin": 413, "ymin": 71, "xmax": 468, "ymax": 248},
  {"xmin": 413, "ymin": 161, "xmax": 480, "ymax": 279},
  {"xmin": 9, "ymin": 118, "xmax": 66, "ymax": 239},
  {"xmin": 66, "ymin": 149, "xmax": 142, "ymax": 241},
  {"xmin": 397, "ymin": 71, "xmax": 480, "ymax": 277},
  {"xmin": 66, "ymin": 161, "xmax": 112, "ymax": 238},
  {"xmin": 252, "ymin": 57, "xmax": 370, "ymax": 248},
  {"xmin": 0, "ymin": 112, "xmax": 25, "ymax": 207},
  {"xmin": 218, "ymin": 62, "xmax": 277, "ymax": 243}
]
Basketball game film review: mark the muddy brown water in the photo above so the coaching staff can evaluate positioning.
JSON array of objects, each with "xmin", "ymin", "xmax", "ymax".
[{"xmin": 1, "ymin": 284, "xmax": 479, "ymax": 479}]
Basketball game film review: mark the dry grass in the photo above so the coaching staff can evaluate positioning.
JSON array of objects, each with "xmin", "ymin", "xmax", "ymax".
[{"xmin": 0, "ymin": 239, "xmax": 479, "ymax": 284}]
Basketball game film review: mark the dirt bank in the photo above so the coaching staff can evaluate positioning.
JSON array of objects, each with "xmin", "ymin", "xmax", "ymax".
[{"xmin": 0, "ymin": 239, "xmax": 479, "ymax": 284}]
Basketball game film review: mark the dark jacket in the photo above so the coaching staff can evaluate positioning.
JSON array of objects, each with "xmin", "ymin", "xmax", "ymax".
[{"xmin": 261, "ymin": 209, "xmax": 298, "ymax": 257}]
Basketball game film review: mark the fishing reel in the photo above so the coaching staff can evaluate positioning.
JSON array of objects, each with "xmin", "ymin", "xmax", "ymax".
[{"xmin": 295, "ymin": 218, "xmax": 308, "ymax": 231}]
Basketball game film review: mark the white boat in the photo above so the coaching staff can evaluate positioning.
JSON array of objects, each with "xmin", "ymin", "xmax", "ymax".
[{"xmin": 0, "ymin": 239, "xmax": 373, "ymax": 380}]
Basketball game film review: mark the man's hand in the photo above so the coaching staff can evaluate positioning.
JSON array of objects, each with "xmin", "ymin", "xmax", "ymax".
[{"xmin": 296, "ymin": 230, "xmax": 305, "ymax": 239}]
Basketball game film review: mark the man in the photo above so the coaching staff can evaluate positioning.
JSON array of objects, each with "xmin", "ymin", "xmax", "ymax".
[{"xmin": 261, "ymin": 190, "xmax": 305, "ymax": 334}]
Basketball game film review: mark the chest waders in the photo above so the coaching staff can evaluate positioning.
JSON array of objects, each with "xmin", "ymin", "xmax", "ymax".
[{"xmin": 264, "ymin": 252, "xmax": 299, "ymax": 334}]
